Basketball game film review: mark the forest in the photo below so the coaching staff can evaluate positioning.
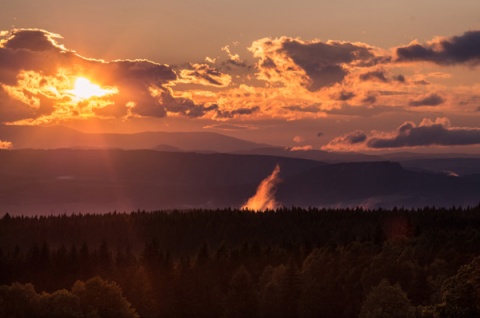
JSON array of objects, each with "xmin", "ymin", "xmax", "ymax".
[{"xmin": 1, "ymin": 206, "xmax": 480, "ymax": 317}]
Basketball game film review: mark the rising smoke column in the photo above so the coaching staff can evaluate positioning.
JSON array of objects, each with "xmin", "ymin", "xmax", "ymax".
[{"xmin": 242, "ymin": 165, "xmax": 282, "ymax": 211}]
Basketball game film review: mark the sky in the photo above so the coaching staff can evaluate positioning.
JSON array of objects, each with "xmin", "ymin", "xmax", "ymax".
[{"xmin": 1, "ymin": 0, "xmax": 480, "ymax": 153}]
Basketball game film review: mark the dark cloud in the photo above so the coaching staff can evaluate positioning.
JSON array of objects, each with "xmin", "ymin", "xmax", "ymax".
[
  {"xmin": 347, "ymin": 131, "xmax": 367, "ymax": 143},
  {"xmin": 203, "ymin": 123, "xmax": 259, "ymax": 131},
  {"xmin": 326, "ymin": 118, "xmax": 480, "ymax": 150},
  {"xmin": 359, "ymin": 70, "xmax": 389, "ymax": 82},
  {"xmin": 0, "ymin": 87, "xmax": 44, "ymax": 122},
  {"xmin": 216, "ymin": 106, "xmax": 260, "ymax": 118},
  {"xmin": 282, "ymin": 39, "xmax": 380, "ymax": 90},
  {"xmin": 107, "ymin": 60, "xmax": 175, "ymax": 85},
  {"xmin": 260, "ymin": 57, "xmax": 276, "ymax": 69},
  {"xmin": 331, "ymin": 90, "xmax": 355, "ymax": 101},
  {"xmin": 378, "ymin": 90, "xmax": 410, "ymax": 96},
  {"xmin": 159, "ymin": 90, "xmax": 218, "ymax": 118},
  {"xmin": 362, "ymin": 95, "xmax": 377, "ymax": 104},
  {"xmin": 283, "ymin": 104, "xmax": 321, "ymax": 113},
  {"xmin": 367, "ymin": 119, "xmax": 480, "ymax": 148},
  {"xmin": 251, "ymin": 37, "xmax": 389, "ymax": 91},
  {"xmin": 0, "ymin": 29, "xmax": 233, "ymax": 123},
  {"xmin": 396, "ymin": 30, "xmax": 480, "ymax": 65},
  {"xmin": 222, "ymin": 59, "xmax": 249, "ymax": 69},
  {"xmin": 325, "ymin": 104, "xmax": 406, "ymax": 117},
  {"xmin": 408, "ymin": 93, "xmax": 445, "ymax": 107},
  {"xmin": 459, "ymin": 95, "xmax": 480, "ymax": 106},
  {"xmin": 324, "ymin": 130, "xmax": 367, "ymax": 150},
  {"xmin": 178, "ymin": 63, "xmax": 231, "ymax": 87},
  {"xmin": 393, "ymin": 74, "xmax": 406, "ymax": 83},
  {"xmin": 2, "ymin": 29, "xmax": 63, "ymax": 52},
  {"xmin": 414, "ymin": 79, "xmax": 430, "ymax": 85}
]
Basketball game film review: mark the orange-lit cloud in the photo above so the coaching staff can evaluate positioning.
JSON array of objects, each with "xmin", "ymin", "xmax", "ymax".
[
  {"xmin": 0, "ymin": 140, "xmax": 12, "ymax": 149},
  {"xmin": 0, "ymin": 29, "xmax": 195, "ymax": 124},
  {"xmin": 289, "ymin": 145, "xmax": 313, "ymax": 151},
  {"xmin": 249, "ymin": 36, "xmax": 390, "ymax": 91},
  {"xmin": 176, "ymin": 63, "xmax": 232, "ymax": 87},
  {"xmin": 0, "ymin": 27, "xmax": 479, "ymax": 142}
]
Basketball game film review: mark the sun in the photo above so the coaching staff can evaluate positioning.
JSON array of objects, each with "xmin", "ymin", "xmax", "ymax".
[{"xmin": 69, "ymin": 77, "xmax": 116, "ymax": 100}]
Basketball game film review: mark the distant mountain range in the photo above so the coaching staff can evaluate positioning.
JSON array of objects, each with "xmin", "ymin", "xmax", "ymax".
[
  {"xmin": 0, "ymin": 125, "xmax": 269, "ymax": 152},
  {"xmin": 2, "ymin": 125, "xmax": 480, "ymax": 168},
  {"xmin": 0, "ymin": 149, "xmax": 478, "ymax": 214}
]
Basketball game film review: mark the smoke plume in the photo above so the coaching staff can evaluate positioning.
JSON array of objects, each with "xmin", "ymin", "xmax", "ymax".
[{"xmin": 242, "ymin": 165, "xmax": 282, "ymax": 211}]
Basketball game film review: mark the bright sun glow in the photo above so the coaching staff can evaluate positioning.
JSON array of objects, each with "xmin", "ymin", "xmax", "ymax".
[{"xmin": 69, "ymin": 77, "xmax": 115, "ymax": 100}]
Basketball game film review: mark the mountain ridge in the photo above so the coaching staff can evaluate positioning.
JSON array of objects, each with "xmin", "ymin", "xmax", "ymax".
[
  {"xmin": 0, "ymin": 149, "xmax": 478, "ymax": 214},
  {"xmin": 0, "ymin": 125, "xmax": 270, "ymax": 152}
]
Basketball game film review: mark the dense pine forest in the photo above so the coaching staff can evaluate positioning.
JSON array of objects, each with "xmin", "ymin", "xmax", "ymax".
[{"xmin": 1, "ymin": 206, "xmax": 480, "ymax": 317}]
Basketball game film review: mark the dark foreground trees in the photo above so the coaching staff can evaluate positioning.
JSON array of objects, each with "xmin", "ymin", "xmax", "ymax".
[
  {"xmin": 1, "ymin": 206, "xmax": 480, "ymax": 317},
  {"xmin": 0, "ymin": 276, "xmax": 138, "ymax": 318}
]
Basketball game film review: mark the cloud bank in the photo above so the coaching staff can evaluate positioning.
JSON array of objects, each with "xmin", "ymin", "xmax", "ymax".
[
  {"xmin": 408, "ymin": 93, "xmax": 445, "ymax": 107},
  {"xmin": 0, "ymin": 29, "xmax": 226, "ymax": 124},
  {"xmin": 249, "ymin": 37, "xmax": 388, "ymax": 91},
  {"xmin": 396, "ymin": 31, "xmax": 480, "ymax": 65},
  {"xmin": 325, "ymin": 118, "xmax": 480, "ymax": 150},
  {"xmin": 0, "ymin": 27, "xmax": 479, "ymax": 141}
]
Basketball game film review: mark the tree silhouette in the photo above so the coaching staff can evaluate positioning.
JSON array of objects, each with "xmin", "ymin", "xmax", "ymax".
[
  {"xmin": 360, "ymin": 279, "xmax": 415, "ymax": 318},
  {"xmin": 71, "ymin": 276, "xmax": 138, "ymax": 318},
  {"xmin": 224, "ymin": 265, "xmax": 258, "ymax": 318}
]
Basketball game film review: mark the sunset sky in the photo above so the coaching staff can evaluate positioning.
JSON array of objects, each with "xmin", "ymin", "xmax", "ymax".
[{"xmin": 1, "ymin": 0, "xmax": 480, "ymax": 153}]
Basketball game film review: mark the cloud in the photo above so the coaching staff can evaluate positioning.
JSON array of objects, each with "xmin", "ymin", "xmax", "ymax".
[
  {"xmin": 221, "ymin": 45, "xmax": 247, "ymax": 68},
  {"xmin": 283, "ymin": 104, "xmax": 321, "ymax": 113},
  {"xmin": 331, "ymin": 90, "xmax": 355, "ymax": 101},
  {"xmin": 293, "ymin": 135, "xmax": 305, "ymax": 143},
  {"xmin": 0, "ymin": 29, "xmax": 65, "ymax": 52},
  {"xmin": 359, "ymin": 70, "xmax": 389, "ymax": 82},
  {"xmin": 157, "ymin": 89, "xmax": 219, "ymax": 118},
  {"xmin": 288, "ymin": 145, "xmax": 313, "ymax": 151},
  {"xmin": 0, "ymin": 140, "xmax": 12, "ymax": 149},
  {"xmin": 0, "ymin": 29, "xmax": 275, "ymax": 124},
  {"xmin": 215, "ymin": 106, "xmax": 260, "ymax": 119},
  {"xmin": 2, "ymin": 28, "xmax": 479, "ymax": 125},
  {"xmin": 203, "ymin": 123, "xmax": 259, "ymax": 131},
  {"xmin": 0, "ymin": 85, "xmax": 52, "ymax": 122},
  {"xmin": 325, "ymin": 104, "xmax": 406, "ymax": 117},
  {"xmin": 414, "ymin": 79, "xmax": 430, "ymax": 85},
  {"xmin": 249, "ymin": 37, "xmax": 389, "ymax": 91},
  {"xmin": 242, "ymin": 164, "xmax": 282, "ymax": 211},
  {"xmin": 362, "ymin": 95, "xmax": 377, "ymax": 104},
  {"xmin": 0, "ymin": 28, "xmax": 233, "ymax": 124},
  {"xmin": 366, "ymin": 118, "xmax": 480, "ymax": 148},
  {"xmin": 323, "ymin": 130, "xmax": 367, "ymax": 151},
  {"xmin": 396, "ymin": 30, "xmax": 480, "ymax": 65},
  {"xmin": 325, "ymin": 118, "xmax": 480, "ymax": 150},
  {"xmin": 408, "ymin": 93, "xmax": 445, "ymax": 107},
  {"xmin": 393, "ymin": 74, "xmax": 406, "ymax": 83},
  {"xmin": 177, "ymin": 63, "xmax": 231, "ymax": 87}
]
